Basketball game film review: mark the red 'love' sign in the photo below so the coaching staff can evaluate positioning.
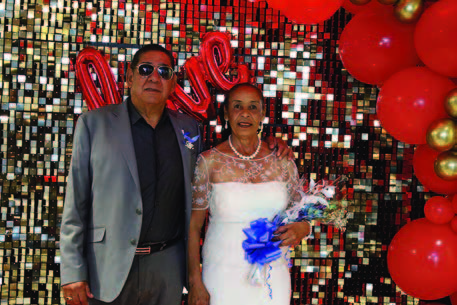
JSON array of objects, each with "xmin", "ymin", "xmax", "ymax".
[{"xmin": 75, "ymin": 31, "xmax": 251, "ymax": 121}]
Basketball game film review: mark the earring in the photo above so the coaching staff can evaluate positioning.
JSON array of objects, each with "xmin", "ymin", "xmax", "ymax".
[
  {"xmin": 225, "ymin": 120, "xmax": 228, "ymax": 129},
  {"xmin": 257, "ymin": 122, "xmax": 263, "ymax": 137}
]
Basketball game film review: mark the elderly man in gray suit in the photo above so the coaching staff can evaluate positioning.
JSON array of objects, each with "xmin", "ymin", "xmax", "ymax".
[{"xmin": 60, "ymin": 44, "xmax": 291, "ymax": 305}]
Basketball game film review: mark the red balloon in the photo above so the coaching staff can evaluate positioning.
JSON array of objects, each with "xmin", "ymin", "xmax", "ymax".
[
  {"xmin": 452, "ymin": 196, "xmax": 457, "ymax": 213},
  {"xmin": 451, "ymin": 217, "xmax": 457, "ymax": 234},
  {"xmin": 342, "ymin": 0, "xmax": 388, "ymax": 15},
  {"xmin": 169, "ymin": 56, "xmax": 216, "ymax": 121},
  {"xmin": 415, "ymin": 0, "xmax": 457, "ymax": 77},
  {"xmin": 75, "ymin": 33, "xmax": 252, "ymax": 122},
  {"xmin": 266, "ymin": 0, "xmax": 285, "ymax": 10},
  {"xmin": 75, "ymin": 47, "xmax": 122, "ymax": 110},
  {"xmin": 451, "ymin": 291, "xmax": 457, "ymax": 305},
  {"xmin": 199, "ymin": 32, "xmax": 250, "ymax": 91},
  {"xmin": 339, "ymin": 9, "xmax": 419, "ymax": 85},
  {"xmin": 273, "ymin": 0, "xmax": 344, "ymax": 24},
  {"xmin": 413, "ymin": 145, "xmax": 457, "ymax": 195},
  {"xmin": 169, "ymin": 32, "xmax": 251, "ymax": 121},
  {"xmin": 388, "ymin": 218, "xmax": 457, "ymax": 300},
  {"xmin": 376, "ymin": 67, "xmax": 455, "ymax": 144},
  {"xmin": 424, "ymin": 196, "xmax": 454, "ymax": 224}
]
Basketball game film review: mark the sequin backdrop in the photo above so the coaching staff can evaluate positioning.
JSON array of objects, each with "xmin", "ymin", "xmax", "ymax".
[{"xmin": 0, "ymin": 0, "xmax": 432, "ymax": 304}]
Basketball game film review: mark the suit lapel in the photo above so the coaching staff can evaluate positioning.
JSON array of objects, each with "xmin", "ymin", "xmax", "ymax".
[
  {"xmin": 109, "ymin": 100, "xmax": 141, "ymax": 193},
  {"xmin": 108, "ymin": 103, "xmax": 193, "ymax": 204},
  {"xmin": 169, "ymin": 111, "xmax": 191, "ymax": 176},
  {"xmin": 168, "ymin": 111, "xmax": 192, "ymax": 206}
]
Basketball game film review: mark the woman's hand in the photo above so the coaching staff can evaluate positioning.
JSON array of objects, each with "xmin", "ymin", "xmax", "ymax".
[
  {"xmin": 274, "ymin": 222, "xmax": 311, "ymax": 247},
  {"xmin": 265, "ymin": 136, "xmax": 294, "ymax": 160},
  {"xmin": 188, "ymin": 281, "xmax": 210, "ymax": 305},
  {"xmin": 188, "ymin": 210, "xmax": 208, "ymax": 304}
]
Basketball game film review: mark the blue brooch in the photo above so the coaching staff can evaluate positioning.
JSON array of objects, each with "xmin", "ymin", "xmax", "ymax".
[{"xmin": 182, "ymin": 130, "xmax": 199, "ymax": 150}]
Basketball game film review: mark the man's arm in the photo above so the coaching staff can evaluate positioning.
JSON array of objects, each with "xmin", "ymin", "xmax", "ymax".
[
  {"xmin": 265, "ymin": 135, "xmax": 295, "ymax": 160},
  {"xmin": 60, "ymin": 115, "xmax": 92, "ymax": 286}
]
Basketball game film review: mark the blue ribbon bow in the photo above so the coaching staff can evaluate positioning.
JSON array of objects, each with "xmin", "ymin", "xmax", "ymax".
[
  {"xmin": 182, "ymin": 131, "xmax": 199, "ymax": 144},
  {"xmin": 242, "ymin": 218, "xmax": 282, "ymax": 266}
]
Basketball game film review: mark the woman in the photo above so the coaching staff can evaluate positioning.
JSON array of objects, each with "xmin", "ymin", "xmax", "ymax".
[{"xmin": 188, "ymin": 83, "xmax": 310, "ymax": 305}]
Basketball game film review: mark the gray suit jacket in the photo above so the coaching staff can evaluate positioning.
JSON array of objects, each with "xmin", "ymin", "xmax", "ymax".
[{"xmin": 60, "ymin": 100, "xmax": 202, "ymax": 302}]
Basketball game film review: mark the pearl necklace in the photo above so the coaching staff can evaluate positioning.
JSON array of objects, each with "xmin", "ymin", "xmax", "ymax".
[{"xmin": 229, "ymin": 135, "xmax": 262, "ymax": 160}]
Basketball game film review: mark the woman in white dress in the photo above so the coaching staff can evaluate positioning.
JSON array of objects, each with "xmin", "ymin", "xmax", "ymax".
[{"xmin": 188, "ymin": 83, "xmax": 311, "ymax": 305}]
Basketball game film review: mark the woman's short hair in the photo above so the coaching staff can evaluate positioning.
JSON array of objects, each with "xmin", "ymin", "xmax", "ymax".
[{"xmin": 224, "ymin": 82, "xmax": 265, "ymax": 108}]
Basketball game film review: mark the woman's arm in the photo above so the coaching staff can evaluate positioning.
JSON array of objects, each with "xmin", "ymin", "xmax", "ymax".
[
  {"xmin": 274, "ymin": 159, "xmax": 312, "ymax": 246},
  {"xmin": 188, "ymin": 210, "xmax": 210, "ymax": 304},
  {"xmin": 188, "ymin": 210, "xmax": 208, "ymax": 288},
  {"xmin": 188, "ymin": 154, "xmax": 211, "ymax": 305}
]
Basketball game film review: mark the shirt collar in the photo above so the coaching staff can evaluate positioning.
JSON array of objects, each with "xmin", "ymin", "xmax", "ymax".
[{"xmin": 128, "ymin": 97, "xmax": 169, "ymax": 126}]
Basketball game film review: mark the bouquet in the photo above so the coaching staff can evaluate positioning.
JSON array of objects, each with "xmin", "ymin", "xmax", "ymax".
[{"xmin": 242, "ymin": 176, "xmax": 349, "ymax": 289}]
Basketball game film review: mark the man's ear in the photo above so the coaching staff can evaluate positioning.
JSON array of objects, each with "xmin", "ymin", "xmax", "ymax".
[
  {"xmin": 170, "ymin": 73, "xmax": 177, "ymax": 93},
  {"xmin": 126, "ymin": 67, "xmax": 134, "ymax": 88}
]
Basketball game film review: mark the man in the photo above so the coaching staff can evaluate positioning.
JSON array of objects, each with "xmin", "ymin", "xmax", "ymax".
[{"xmin": 60, "ymin": 44, "xmax": 299, "ymax": 305}]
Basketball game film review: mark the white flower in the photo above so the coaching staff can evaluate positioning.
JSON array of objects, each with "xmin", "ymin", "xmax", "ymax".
[{"xmin": 185, "ymin": 141, "xmax": 194, "ymax": 150}]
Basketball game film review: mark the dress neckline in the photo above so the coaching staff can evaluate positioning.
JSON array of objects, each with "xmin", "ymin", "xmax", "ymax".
[{"xmin": 213, "ymin": 147, "xmax": 276, "ymax": 161}]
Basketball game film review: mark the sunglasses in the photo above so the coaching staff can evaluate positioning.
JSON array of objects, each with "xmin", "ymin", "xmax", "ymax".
[{"xmin": 136, "ymin": 64, "xmax": 174, "ymax": 80}]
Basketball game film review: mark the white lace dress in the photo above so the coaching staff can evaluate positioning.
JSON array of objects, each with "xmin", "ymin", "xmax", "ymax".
[{"xmin": 192, "ymin": 148, "xmax": 299, "ymax": 305}]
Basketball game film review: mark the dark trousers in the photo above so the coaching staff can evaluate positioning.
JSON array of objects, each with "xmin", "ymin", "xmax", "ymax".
[{"xmin": 89, "ymin": 240, "xmax": 185, "ymax": 305}]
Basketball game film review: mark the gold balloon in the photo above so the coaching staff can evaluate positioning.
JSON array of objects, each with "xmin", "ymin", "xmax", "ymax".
[
  {"xmin": 349, "ymin": 0, "xmax": 372, "ymax": 5},
  {"xmin": 435, "ymin": 151, "xmax": 457, "ymax": 180},
  {"xmin": 426, "ymin": 118, "xmax": 457, "ymax": 152},
  {"xmin": 444, "ymin": 88, "xmax": 457, "ymax": 119},
  {"xmin": 378, "ymin": 0, "xmax": 398, "ymax": 5},
  {"xmin": 394, "ymin": 0, "xmax": 424, "ymax": 23}
]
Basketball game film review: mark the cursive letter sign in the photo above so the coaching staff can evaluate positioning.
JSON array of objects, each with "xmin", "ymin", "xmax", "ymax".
[{"xmin": 75, "ymin": 31, "xmax": 251, "ymax": 122}]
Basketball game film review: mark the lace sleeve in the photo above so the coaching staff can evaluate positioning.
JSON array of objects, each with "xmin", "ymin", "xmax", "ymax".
[
  {"xmin": 192, "ymin": 154, "xmax": 210, "ymax": 210},
  {"xmin": 284, "ymin": 160, "xmax": 301, "ymax": 209}
]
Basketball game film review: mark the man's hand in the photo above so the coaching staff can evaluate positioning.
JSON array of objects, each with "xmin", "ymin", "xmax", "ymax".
[
  {"xmin": 265, "ymin": 136, "xmax": 294, "ymax": 160},
  {"xmin": 274, "ymin": 222, "xmax": 311, "ymax": 247},
  {"xmin": 62, "ymin": 281, "xmax": 94, "ymax": 305}
]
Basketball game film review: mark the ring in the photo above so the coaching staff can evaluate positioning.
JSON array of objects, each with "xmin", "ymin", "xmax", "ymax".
[{"xmin": 66, "ymin": 296, "xmax": 73, "ymax": 301}]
